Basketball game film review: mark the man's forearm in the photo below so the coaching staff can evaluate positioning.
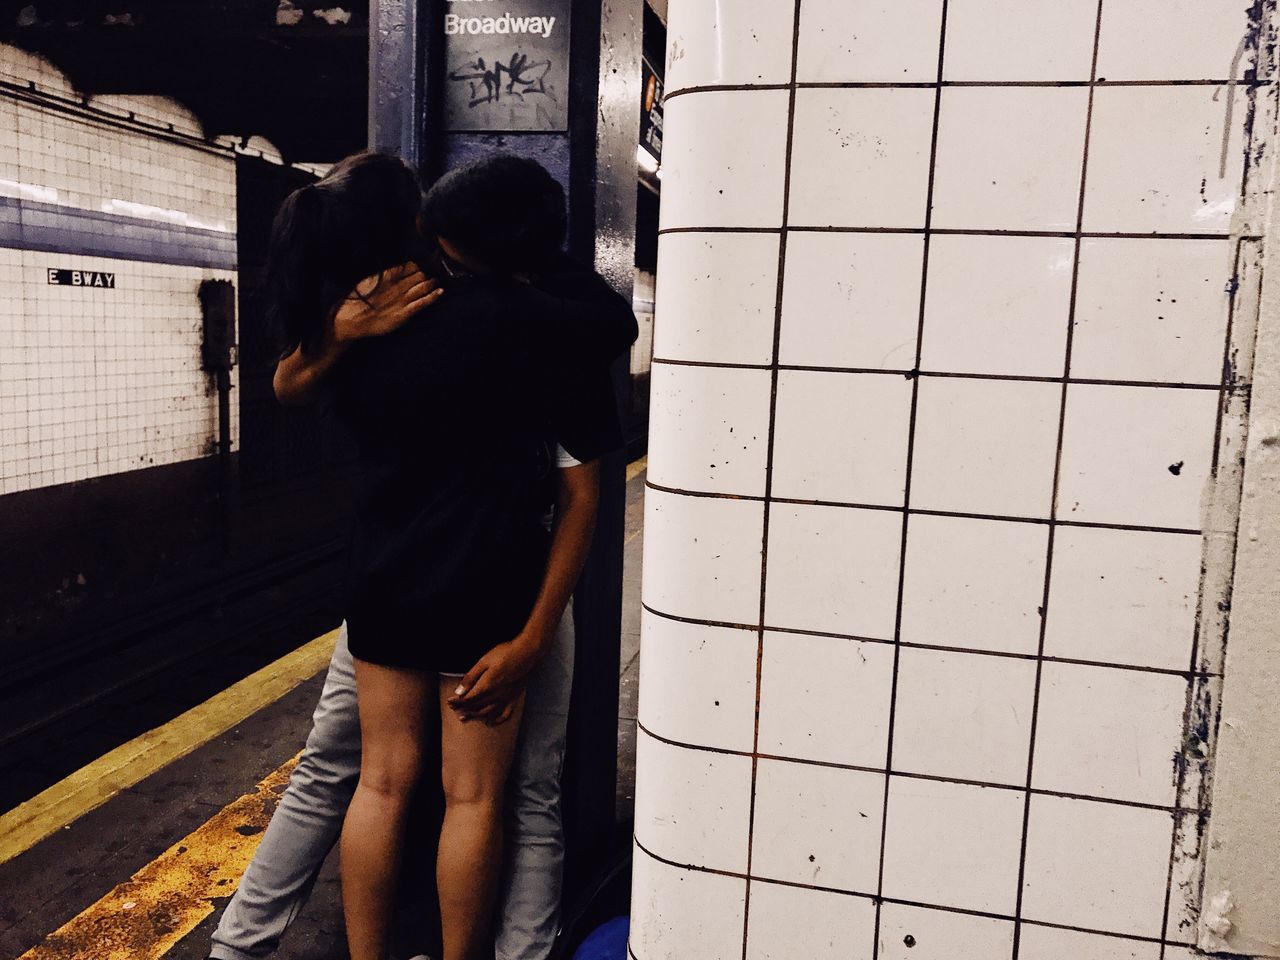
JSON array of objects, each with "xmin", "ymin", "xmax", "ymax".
[{"xmin": 518, "ymin": 464, "xmax": 600, "ymax": 650}]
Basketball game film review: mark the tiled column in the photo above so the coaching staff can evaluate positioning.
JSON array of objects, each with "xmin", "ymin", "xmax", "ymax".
[{"xmin": 632, "ymin": 2, "xmax": 1275, "ymax": 959}]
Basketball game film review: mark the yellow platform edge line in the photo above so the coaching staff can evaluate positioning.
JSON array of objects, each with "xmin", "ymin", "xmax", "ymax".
[
  {"xmin": 0, "ymin": 627, "xmax": 340, "ymax": 866},
  {"xmin": 625, "ymin": 455, "xmax": 647, "ymax": 483},
  {"xmin": 17, "ymin": 755, "xmax": 300, "ymax": 960}
]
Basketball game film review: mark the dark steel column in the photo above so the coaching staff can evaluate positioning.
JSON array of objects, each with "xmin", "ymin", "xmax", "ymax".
[
  {"xmin": 563, "ymin": 0, "xmax": 645, "ymax": 901},
  {"xmin": 368, "ymin": 0, "xmax": 422, "ymax": 165}
]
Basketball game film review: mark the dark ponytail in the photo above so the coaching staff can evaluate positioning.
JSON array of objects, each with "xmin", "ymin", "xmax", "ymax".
[
  {"xmin": 262, "ymin": 152, "xmax": 425, "ymax": 357},
  {"xmin": 264, "ymin": 183, "xmax": 327, "ymax": 355}
]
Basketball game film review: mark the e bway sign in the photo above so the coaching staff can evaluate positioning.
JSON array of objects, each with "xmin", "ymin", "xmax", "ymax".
[
  {"xmin": 48, "ymin": 268, "xmax": 116, "ymax": 288},
  {"xmin": 443, "ymin": 0, "xmax": 571, "ymax": 132}
]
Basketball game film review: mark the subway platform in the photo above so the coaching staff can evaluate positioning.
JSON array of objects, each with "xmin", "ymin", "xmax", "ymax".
[{"xmin": 0, "ymin": 461, "xmax": 646, "ymax": 960}]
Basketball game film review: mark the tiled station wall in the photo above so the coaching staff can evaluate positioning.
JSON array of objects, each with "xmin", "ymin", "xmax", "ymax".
[
  {"xmin": 0, "ymin": 46, "xmax": 238, "ymax": 496},
  {"xmin": 633, "ymin": 2, "xmax": 1274, "ymax": 959}
]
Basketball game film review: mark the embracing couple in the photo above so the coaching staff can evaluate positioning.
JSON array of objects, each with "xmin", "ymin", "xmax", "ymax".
[{"xmin": 207, "ymin": 152, "xmax": 636, "ymax": 960}]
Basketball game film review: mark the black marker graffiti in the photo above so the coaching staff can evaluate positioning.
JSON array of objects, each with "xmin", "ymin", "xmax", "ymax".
[{"xmin": 449, "ymin": 53, "xmax": 556, "ymax": 108}]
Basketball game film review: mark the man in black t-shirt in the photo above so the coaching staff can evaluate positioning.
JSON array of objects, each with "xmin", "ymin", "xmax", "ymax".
[{"xmin": 209, "ymin": 157, "xmax": 636, "ymax": 960}]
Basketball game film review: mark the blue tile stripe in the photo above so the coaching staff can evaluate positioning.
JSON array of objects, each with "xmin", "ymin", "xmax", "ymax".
[{"xmin": 0, "ymin": 196, "xmax": 237, "ymax": 271}]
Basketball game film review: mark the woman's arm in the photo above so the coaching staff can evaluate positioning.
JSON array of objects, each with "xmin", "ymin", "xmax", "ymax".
[
  {"xmin": 449, "ymin": 460, "xmax": 601, "ymax": 724},
  {"xmin": 273, "ymin": 263, "xmax": 442, "ymax": 405}
]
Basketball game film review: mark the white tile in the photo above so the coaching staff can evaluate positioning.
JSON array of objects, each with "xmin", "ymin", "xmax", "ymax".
[
  {"xmin": 1097, "ymin": 0, "xmax": 1259, "ymax": 81},
  {"xmin": 931, "ymin": 87, "xmax": 1089, "ymax": 232},
  {"xmin": 664, "ymin": 0, "xmax": 796, "ymax": 90},
  {"xmin": 634, "ymin": 731, "xmax": 753, "ymax": 873},
  {"xmin": 778, "ymin": 232, "xmax": 924, "ymax": 370},
  {"xmin": 764, "ymin": 504, "xmax": 902, "ymax": 638},
  {"xmin": 910, "ymin": 377, "xmax": 1061, "ymax": 519},
  {"xmin": 878, "ymin": 903, "xmax": 1014, "ymax": 960},
  {"xmin": 1057, "ymin": 384, "xmax": 1218, "ymax": 530},
  {"xmin": 1166, "ymin": 812, "xmax": 1204, "ymax": 945},
  {"xmin": 1021, "ymin": 795, "xmax": 1173, "ymax": 936},
  {"xmin": 797, "ymin": 0, "xmax": 944, "ymax": 82},
  {"xmin": 881, "ymin": 778, "xmax": 1025, "ymax": 914},
  {"xmin": 630, "ymin": 847, "xmax": 746, "ymax": 960},
  {"xmin": 638, "ymin": 612, "xmax": 759, "ymax": 753},
  {"xmin": 660, "ymin": 90, "xmax": 790, "ymax": 230},
  {"xmin": 1045, "ymin": 527, "xmax": 1201, "ymax": 671},
  {"xmin": 1072, "ymin": 238, "xmax": 1232, "ymax": 384},
  {"xmin": 892, "ymin": 647, "xmax": 1037, "ymax": 785},
  {"xmin": 922, "ymin": 235, "xmax": 1074, "ymax": 378},
  {"xmin": 1161, "ymin": 948, "xmax": 1198, "ymax": 960},
  {"xmin": 758, "ymin": 631, "xmax": 894, "ymax": 768},
  {"xmin": 647, "ymin": 363, "xmax": 772, "ymax": 496},
  {"xmin": 1017, "ymin": 925, "xmax": 1160, "ymax": 960},
  {"xmin": 944, "ymin": 0, "xmax": 1097, "ymax": 81},
  {"xmin": 1084, "ymin": 86, "xmax": 1249, "ymax": 234},
  {"xmin": 750, "ymin": 759, "xmax": 884, "ymax": 893},
  {"xmin": 641, "ymin": 487, "xmax": 764, "ymax": 625},
  {"xmin": 745, "ymin": 883, "xmax": 876, "ymax": 960},
  {"xmin": 1033, "ymin": 662, "xmax": 1187, "ymax": 806},
  {"xmin": 770, "ymin": 371, "xmax": 913, "ymax": 506},
  {"xmin": 654, "ymin": 232, "xmax": 781, "ymax": 366},
  {"xmin": 789, "ymin": 88, "xmax": 937, "ymax": 229}
]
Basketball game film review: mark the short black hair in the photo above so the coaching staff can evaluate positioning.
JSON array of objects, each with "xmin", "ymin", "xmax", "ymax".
[{"xmin": 421, "ymin": 153, "xmax": 566, "ymax": 274}]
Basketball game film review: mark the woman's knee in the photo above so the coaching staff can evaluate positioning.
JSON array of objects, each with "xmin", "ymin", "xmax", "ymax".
[
  {"xmin": 359, "ymin": 743, "xmax": 423, "ymax": 801},
  {"xmin": 441, "ymin": 763, "xmax": 508, "ymax": 811}
]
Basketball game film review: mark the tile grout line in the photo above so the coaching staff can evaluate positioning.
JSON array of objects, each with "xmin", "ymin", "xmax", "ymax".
[
  {"xmin": 634, "ymin": 721, "xmax": 1209, "ymax": 816},
  {"xmin": 661, "ymin": 77, "xmax": 1271, "ymax": 103},
  {"xmin": 656, "ymin": 224, "xmax": 1255, "ymax": 240},
  {"xmin": 649, "ymin": 357, "xmax": 1239, "ymax": 391},
  {"xmin": 637, "ymin": 604, "xmax": 1221, "ymax": 676},
  {"xmin": 633, "ymin": 837, "xmax": 1200, "ymax": 950},
  {"xmin": 643, "ymin": 478, "xmax": 1208, "ymax": 536},
  {"xmin": 1010, "ymin": 2, "xmax": 1106, "ymax": 955},
  {"xmin": 870, "ymin": 4, "xmax": 952, "ymax": 956},
  {"xmin": 738, "ymin": 4, "xmax": 804, "ymax": 958}
]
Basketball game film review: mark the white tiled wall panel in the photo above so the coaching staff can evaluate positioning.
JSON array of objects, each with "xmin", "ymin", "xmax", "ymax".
[
  {"xmin": 0, "ymin": 46, "xmax": 238, "ymax": 495},
  {"xmin": 2, "ymin": 94, "xmax": 236, "ymax": 235},
  {"xmin": 0, "ymin": 251, "xmax": 237, "ymax": 494},
  {"xmin": 636, "ymin": 0, "xmax": 1273, "ymax": 957}
]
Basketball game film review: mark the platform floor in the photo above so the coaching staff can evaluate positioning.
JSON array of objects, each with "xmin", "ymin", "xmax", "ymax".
[{"xmin": 0, "ymin": 463, "xmax": 647, "ymax": 960}]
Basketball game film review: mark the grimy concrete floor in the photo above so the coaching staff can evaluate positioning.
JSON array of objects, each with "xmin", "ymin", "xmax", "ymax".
[{"xmin": 0, "ymin": 466, "xmax": 646, "ymax": 960}]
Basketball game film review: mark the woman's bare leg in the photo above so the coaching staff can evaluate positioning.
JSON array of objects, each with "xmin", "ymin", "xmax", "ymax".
[
  {"xmin": 437, "ymin": 678, "xmax": 525, "ymax": 960},
  {"xmin": 340, "ymin": 660, "xmax": 434, "ymax": 960}
]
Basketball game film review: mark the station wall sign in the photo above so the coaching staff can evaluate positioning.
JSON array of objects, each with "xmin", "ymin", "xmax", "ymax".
[
  {"xmin": 47, "ymin": 268, "xmax": 116, "ymax": 288},
  {"xmin": 640, "ymin": 54, "xmax": 663, "ymax": 162},
  {"xmin": 443, "ymin": 0, "xmax": 572, "ymax": 132}
]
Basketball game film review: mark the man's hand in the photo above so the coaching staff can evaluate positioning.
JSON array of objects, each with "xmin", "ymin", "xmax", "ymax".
[
  {"xmin": 447, "ymin": 633, "xmax": 549, "ymax": 725},
  {"xmin": 333, "ymin": 262, "xmax": 443, "ymax": 343}
]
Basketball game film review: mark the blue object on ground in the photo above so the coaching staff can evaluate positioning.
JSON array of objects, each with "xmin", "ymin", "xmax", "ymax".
[{"xmin": 572, "ymin": 915, "xmax": 630, "ymax": 960}]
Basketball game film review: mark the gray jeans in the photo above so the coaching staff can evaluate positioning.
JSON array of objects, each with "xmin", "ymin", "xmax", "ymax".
[{"xmin": 209, "ymin": 614, "xmax": 575, "ymax": 960}]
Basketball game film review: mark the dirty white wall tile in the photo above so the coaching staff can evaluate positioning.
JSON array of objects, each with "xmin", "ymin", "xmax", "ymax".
[
  {"xmin": 757, "ymin": 631, "xmax": 894, "ymax": 767},
  {"xmin": 637, "ymin": 613, "xmax": 758, "ymax": 753},
  {"xmin": 745, "ymin": 882, "xmax": 874, "ymax": 960},
  {"xmin": 646, "ymin": 363, "xmax": 772, "ymax": 496},
  {"xmin": 653, "ymin": 232, "xmax": 780, "ymax": 365},
  {"xmin": 878, "ymin": 903, "xmax": 1016, "ymax": 960}
]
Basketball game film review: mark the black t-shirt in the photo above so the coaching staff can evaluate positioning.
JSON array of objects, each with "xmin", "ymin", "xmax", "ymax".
[{"xmin": 331, "ymin": 266, "xmax": 634, "ymax": 672}]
